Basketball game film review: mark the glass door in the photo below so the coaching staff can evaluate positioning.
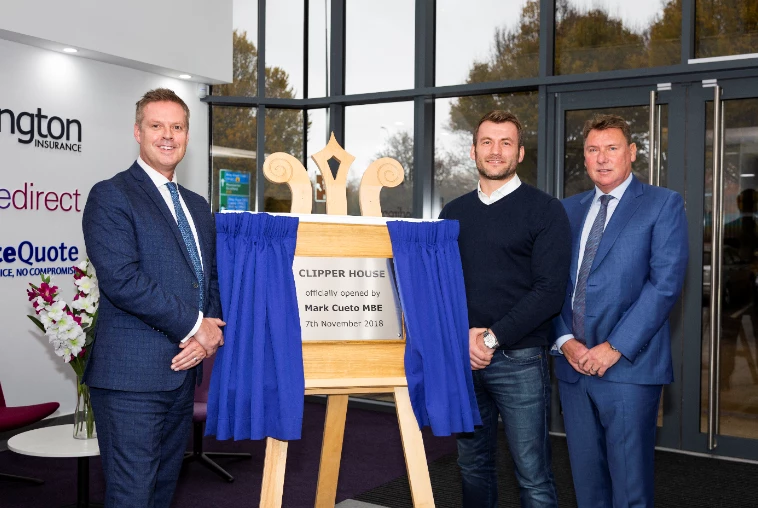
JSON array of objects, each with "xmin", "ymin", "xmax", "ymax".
[
  {"xmin": 557, "ymin": 93, "xmax": 669, "ymax": 199},
  {"xmin": 687, "ymin": 77, "xmax": 758, "ymax": 459},
  {"xmin": 550, "ymin": 85, "xmax": 682, "ymax": 449}
]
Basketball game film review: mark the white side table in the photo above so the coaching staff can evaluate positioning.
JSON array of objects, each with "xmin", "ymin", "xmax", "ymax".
[{"xmin": 8, "ymin": 424, "xmax": 103, "ymax": 508}]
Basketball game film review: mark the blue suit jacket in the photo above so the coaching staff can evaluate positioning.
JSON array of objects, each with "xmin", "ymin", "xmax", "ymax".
[
  {"xmin": 82, "ymin": 162, "xmax": 221, "ymax": 392},
  {"xmin": 552, "ymin": 176, "xmax": 688, "ymax": 385}
]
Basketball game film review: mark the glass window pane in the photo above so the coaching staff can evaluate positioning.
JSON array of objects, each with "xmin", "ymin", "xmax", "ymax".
[
  {"xmin": 213, "ymin": 0, "xmax": 258, "ymax": 96},
  {"xmin": 211, "ymin": 106, "xmax": 257, "ymax": 212},
  {"xmin": 345, "ymin": 102, "xmax": 414, "ymax": 217},
  {"xmin": 264, "ymin": 109, "xmax": 306, "ymax": 212},
  {"xmin": 436, "ymin": 0, "xmax": 539, "ymax": 86},
  {"xmin": 308, "ymin": 0, "xmax": 330, "ymax": 98},
  {"xmin": 266, "ymin": 0, "xmax": 304, "ymax": 98},
  {"xmin": 556, "ymin": 0, "xmax": 680, "ymax": 75},
  {"xmin": 563, "ymin": 105, "xmax": 666, "ymax": 198},
  {"xmin": 696, "ymin": 0, "xmax": 758, "ymax": 59},
  {"xmin": 434, "ymin": 93, "xmax": 539, "ymax": 214},
  {"xmin": 307, "ymin": 108, "xmax": 330, "ymax": 215},
  {"xmin": 346, "ymin": 1, "xmax": 414, "ymax": 94}
]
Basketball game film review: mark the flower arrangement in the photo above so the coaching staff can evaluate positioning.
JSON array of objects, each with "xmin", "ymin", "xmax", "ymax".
[{"xmin": 26, "ymin": 259, "xmax": 99, "ymax": 439}]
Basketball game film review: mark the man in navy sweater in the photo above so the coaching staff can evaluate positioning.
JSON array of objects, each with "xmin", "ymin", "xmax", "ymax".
[{"xmin": 439, "ymin": 110, "xmax": 571, "ymax": 508}]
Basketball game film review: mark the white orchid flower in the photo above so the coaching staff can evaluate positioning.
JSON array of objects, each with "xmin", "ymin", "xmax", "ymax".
[
  {"xmin": 75, "ymin": 276, "xmax": 94, "ymax": 295},
  {"xmin": 56, "ymin": 313, "xmax": 77, "ymax": 333},
  {"xmin": 46, "ymin": 300, "xmax": 66, "ymax": 322},
  {"xmin": 39, "ymin": 312, "xmax": 53, "ymax": 329}
]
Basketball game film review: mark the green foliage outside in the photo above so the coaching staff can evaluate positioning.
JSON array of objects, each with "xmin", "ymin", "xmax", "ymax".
[{"xmin": 212, "ymin": 30, "xmax": 306, "ymax": 212}]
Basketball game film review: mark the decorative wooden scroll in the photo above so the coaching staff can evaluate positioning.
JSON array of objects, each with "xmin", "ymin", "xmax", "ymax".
[
  {"xmin": 263, "ymin": 133, "xmax": 405, "ymax": 216},
  {"xmin": 260, "ymin": 136, "xmax": 433, "ymax": 508},
  {"xmin": 262, "ymin": 153, "xmax": 313, "ymax": 214},
  {"xmin": 359, "ymin": 157, "xmax": 405, "ymax": 217}
]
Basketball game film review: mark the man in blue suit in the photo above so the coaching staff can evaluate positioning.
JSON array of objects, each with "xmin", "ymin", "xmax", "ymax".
[
  {"xmin": 82, "ymin": 88, "xmax": 225, "ymax": 508},
  {"xmin": 552, "ymin": 114, "xmax": 688, "ymax": 507}
]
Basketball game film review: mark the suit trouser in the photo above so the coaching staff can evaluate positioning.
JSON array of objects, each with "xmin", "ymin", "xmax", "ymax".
[
  {"xmin": 90, "ymin": 370, "xmax": 196, "ymax": 508},
  {"xmin": 559, "ymin": 375, "xmax": 661, "ymax": 508}
]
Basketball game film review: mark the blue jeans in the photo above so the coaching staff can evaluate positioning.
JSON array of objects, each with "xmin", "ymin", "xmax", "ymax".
[{"xmin": 457, "ymin": 346, "xmax": 558, "ymax": 508}]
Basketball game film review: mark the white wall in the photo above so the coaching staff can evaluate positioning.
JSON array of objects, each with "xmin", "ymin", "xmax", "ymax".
[
  {"xmin": 0, "ymin": 38, "xmax": 211, "ymax": 414},
  {"xmin": 0, "ymin": 0, "xmax": 231, "ymax": 84}
]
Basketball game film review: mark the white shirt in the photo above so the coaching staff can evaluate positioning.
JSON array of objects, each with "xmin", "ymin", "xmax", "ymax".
[
  {"xmin": 137, "ymin": 157, "xmax": 204, "ymax": 341},
  {"xmin": 477, "ymin": 175, "xmax": 522, "ymax": 205},
  {"xmin": 554, "ymin": 173, "xmax": 634, "ymax": 353}
]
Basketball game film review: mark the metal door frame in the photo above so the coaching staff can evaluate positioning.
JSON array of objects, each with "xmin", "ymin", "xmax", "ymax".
[{"xmin": 681, "ymin": 75, "xmax": 758, "ymax": 460}]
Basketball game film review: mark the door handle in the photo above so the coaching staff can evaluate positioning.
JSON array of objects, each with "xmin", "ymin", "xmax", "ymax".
[
  {"xmin": 708, "ymin": 85, "xmax": 724, "ymax": 450},
  {"xmin": 648, "ymin": 91, "xmax": 663, "ymax": 187}
]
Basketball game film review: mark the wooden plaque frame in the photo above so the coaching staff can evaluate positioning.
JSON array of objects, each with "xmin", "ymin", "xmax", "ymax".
[{"xmin": 258, "ymin": 140, "xmax": 434, "ymax": 508}]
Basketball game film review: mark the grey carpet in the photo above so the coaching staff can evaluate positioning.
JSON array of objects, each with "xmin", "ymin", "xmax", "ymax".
[{"xmin": 355, "ymin": 434, "xmax": 758, "ymax": 507}]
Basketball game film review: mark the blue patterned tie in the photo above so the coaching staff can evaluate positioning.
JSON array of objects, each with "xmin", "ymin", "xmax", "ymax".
[
  {"xmin": 572, "ymin": 194, "xmax": 613, "ymax": 343},
  {"xmin": 166, "ymin": 182, "xmax": 204, "ymax": 310}
]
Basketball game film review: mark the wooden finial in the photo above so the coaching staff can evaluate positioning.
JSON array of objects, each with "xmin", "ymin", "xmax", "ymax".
[
  {"xmin": 262, "ymin": 152, "xmax": 313, "ymax": 214},
  {"xmin": 310, "ymin": 133, "xmax": 355, "ymax": 215}
]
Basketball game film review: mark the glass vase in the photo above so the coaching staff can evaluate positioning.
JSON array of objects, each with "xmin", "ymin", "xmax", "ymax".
[{"xmin": 73, "ymin": 377, "xmax": 96, "ymax": 440}]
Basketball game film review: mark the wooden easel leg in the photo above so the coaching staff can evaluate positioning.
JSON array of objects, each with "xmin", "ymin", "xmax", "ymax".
[
  {"xmin": 393, "ymin": 386, "xmax": 435, "ymax": 508},
  {"xmin": 314, "ymin": 394, "xmax": 349, "ymax": 508},
  {"xmin": 260, "ymin": 437, "xmax": 288, "ymax": 508}
]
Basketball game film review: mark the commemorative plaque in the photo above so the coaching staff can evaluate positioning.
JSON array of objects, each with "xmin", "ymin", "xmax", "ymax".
[
  {"xmin": 259, "ymin": 136, "xmax": 434, "ymax": 508},
  {"xmin": 292, "ymin": 256, "xmax": 402, "ymax": 341}
]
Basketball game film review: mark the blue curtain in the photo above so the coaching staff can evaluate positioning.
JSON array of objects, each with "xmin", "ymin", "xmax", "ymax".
[
  {"xmin": 387, "ymin": 220, "xmax": 481, "ymax": 436},
  {"xmin": 206, "ymin": 213, "xmax": 304, "ymax": 441}
]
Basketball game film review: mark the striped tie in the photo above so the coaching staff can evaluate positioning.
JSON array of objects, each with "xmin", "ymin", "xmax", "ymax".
[
  {"xmin": 572, "ymin": 194, "xmax": 613, "ymax": 344},
  {"xmin": 166, "ymin": 182, "xmax": 204, "ymax": 310}
]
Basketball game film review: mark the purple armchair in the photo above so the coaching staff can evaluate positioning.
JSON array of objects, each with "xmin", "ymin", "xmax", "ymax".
[
  {"xmin": 183, "ymin": 355, "xmax": 251, "ymax": 482},
  {"xmin": 0, "ymin": 381, "xmax": 60, "ymax": 484}
]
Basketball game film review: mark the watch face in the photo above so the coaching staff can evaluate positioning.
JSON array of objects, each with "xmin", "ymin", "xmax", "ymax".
[{"xmin": 484, "ymin": 331, "xmax": 497, "ymax": 348}]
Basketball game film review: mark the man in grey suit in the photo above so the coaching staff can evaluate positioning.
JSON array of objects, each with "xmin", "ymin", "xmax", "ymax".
[{"xmin": 82, "ymin": 88, "xmax": 225, "ymax": 508}]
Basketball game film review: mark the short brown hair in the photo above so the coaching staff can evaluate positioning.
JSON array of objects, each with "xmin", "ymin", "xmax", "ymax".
[
  {"xmin": 473, "ymin": 110, "xmax": 523, "ymax": 147},
  {"xmin": 582, "ymin": 114, "xmax": 632, "ymax": 145},
  {"xmin": 135, "ymin": 88, "xmax": 190, "ymax": 130}
]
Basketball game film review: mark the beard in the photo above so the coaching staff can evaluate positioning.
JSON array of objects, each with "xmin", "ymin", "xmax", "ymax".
[{"xmin": 476, "ymin": 160, "xmax": 518, "ymax": 181}]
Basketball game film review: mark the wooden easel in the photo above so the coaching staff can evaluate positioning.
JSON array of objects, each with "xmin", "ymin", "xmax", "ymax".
[{"xmin": 258, "ymin": 135, "xmax": 435, "ymax": 507}]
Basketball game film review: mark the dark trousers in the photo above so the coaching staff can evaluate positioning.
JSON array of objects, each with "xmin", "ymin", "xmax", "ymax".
[
  {"xmin": 457, "ymin": 346, "xmax": 558, "ymax": 508},
  {"xmin": 90, "ymin": 370, "xmax": 195, "ymax": 508},
  {"xmin": 559, "ymin": 376, "xmax": 661, "ymax": 508}
]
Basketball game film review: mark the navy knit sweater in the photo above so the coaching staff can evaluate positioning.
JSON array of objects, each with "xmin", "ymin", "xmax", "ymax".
[{"xmin": 439, "ymin": 184, "xmax": 571, "ymax": 349}]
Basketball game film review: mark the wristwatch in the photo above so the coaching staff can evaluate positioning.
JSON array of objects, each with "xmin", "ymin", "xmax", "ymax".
[
  {"xmin": 483, "ymin": 329, "xmax": 500, "ymax": 349},
  {"xmin": 608, "ymin": 342, "xmax": 619, "ymax": 352}
]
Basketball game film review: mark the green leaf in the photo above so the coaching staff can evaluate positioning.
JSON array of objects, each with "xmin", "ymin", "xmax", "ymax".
[{"xmin": 27, "ymin": 315, "xmax": 46, "ymax": 333}]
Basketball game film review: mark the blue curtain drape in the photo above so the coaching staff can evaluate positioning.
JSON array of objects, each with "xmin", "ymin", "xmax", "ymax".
[
  {"xmin": 206, "ymin": 212, "xmax": 304, "ymax": 441},
  {"xmin": 387, "ymin": 220, "xmax": 481, "ymax": 436}
]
